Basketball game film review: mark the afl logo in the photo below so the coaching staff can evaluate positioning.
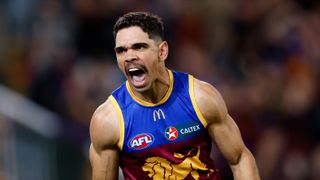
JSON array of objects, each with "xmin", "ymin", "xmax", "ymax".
[
  {"xmin": 128, "ymin": 133, "xmax": 154, "ymax": 150},
  {"xmin": 165, "ymin": 126, "xmax": 178, "ymax": 141}
]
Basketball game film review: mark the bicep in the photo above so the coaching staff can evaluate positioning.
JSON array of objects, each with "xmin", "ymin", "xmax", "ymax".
[
  {"xmin": 193, "ymin": 79, "xmax": 245, "ymax": 165},
  {"xmin": 90, "ymin": 144, "xmax": 119, "ymax": 180},
  {"xmin": 207, "ymin": 115, "xmax": 245, "ymax": 165}
]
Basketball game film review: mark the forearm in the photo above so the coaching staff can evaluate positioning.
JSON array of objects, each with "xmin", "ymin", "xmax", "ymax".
[
  {"xmin": 90, "ymin": 145, "xmax": 120, "ymax": 180},
  {"xmin": 92, "ymin": 163, "xmax": 119, "ymax": 180},
  {"xmin": 230, "ymin": 148, "xmax": 260, "ymax": 180}
]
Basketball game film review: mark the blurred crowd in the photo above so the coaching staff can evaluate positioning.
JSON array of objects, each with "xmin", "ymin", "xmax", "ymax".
[{"xmin": 0, "ymin": 0, "xmax": 320, "ymax": 179}]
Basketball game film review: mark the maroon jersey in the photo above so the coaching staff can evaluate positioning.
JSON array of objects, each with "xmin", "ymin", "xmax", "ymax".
[{"xmin": 110, "ymin": 70, "xmax": 221, "ymax": 179}]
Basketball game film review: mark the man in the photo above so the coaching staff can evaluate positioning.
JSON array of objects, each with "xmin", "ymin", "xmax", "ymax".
[{"xmin": 89, "ymin": 12, "xmax": 260, "ymax": 180}]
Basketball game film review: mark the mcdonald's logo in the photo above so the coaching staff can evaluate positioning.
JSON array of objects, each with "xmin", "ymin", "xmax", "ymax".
[{"xmin": 153, "ymin": 109, "xmax": 165, "ymax": 121}]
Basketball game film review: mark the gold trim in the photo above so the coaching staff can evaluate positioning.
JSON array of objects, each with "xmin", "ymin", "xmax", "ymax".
[
  {"xmin": 109, "ymin": 96, "xmax": 125, "ymax": 150},
  {"xmin": 126, "ymin": 70, "xmax": 174, "ymax": 107},
  {"xmin": 189, "ymin": 75, "xmax": 208, "ymax": 127}
]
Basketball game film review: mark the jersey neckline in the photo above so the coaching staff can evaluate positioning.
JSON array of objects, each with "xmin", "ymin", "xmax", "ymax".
[{"xmin": 125, "ymin": 69, "xmax": 174, "ymax": 107}]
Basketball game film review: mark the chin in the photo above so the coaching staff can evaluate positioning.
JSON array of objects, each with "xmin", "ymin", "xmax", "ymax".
[
  {"xmin": 132, "ymin": 85, "xmax": 151, "ymax": 93},
  {"xmin": 130, "ymin": 82, "xmax": 152, "ymax": 93}
]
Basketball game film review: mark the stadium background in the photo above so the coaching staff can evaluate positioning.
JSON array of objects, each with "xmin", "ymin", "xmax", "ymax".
[{"xmin": 0, "ymin": 0, "xmax": 320, "ymax": 179}]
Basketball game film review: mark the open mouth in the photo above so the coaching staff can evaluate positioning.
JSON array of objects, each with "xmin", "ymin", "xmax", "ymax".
[
  {"xmin": 127, "ymin": 67, "xmax": 147, "ymax": 87},
  {"xmin": 128, "ymin": 67, "xmax": 145, "ymax": 77}
]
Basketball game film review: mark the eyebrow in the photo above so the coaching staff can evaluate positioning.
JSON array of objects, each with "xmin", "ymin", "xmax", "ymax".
[{"xmin": 114, "ymin": 42, "xmax": 149, "ymax": 53}]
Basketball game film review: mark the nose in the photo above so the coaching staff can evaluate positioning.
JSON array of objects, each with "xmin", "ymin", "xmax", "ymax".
[{"xmin": 124, "ymin": 49, "xmax": 138, "ymax": 62}]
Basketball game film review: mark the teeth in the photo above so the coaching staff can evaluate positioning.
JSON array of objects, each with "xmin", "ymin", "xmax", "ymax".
[{"xmin": 128, "ymin": 68, "xmax": 139, "ymax": 72}]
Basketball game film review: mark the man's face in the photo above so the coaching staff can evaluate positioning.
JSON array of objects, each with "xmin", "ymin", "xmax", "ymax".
[{"xmin": 115, "ymin": 26, "xmax": 167, "ymax": 92}]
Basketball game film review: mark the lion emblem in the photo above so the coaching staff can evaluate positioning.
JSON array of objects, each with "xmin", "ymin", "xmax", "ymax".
[{"xmin": 142, "ymin": 147, "xmax": 214, "ymax": 179}]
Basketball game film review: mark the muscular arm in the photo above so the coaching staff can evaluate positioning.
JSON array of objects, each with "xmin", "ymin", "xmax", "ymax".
[
  {"xmin": 193, "ymin": 78, "xmax": 260, "ymax": 180},
  {"xmin": 89, "ymin": 98, "xmax": 120, "ymax": 180}
]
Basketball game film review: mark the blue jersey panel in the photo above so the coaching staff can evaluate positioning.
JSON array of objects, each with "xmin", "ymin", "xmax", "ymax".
[{"xmin": 111, "ymin": 71, "xmax": 206, "ymax": 154}]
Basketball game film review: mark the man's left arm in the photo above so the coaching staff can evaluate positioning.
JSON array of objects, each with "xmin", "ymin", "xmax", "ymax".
[{"xmin": 193, "ymin": 78, "xmax": 260, "ymax": 180}]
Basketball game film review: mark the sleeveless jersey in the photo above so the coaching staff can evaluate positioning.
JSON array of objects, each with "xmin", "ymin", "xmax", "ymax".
[{"xmin": 110, "ymin": 70, "xmax": 221, "ymax": 180}]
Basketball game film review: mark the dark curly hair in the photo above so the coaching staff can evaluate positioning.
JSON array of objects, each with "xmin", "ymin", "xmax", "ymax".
[{"xmin": 113, "ymin": 12, "xmax": 164, "ymax": 41}]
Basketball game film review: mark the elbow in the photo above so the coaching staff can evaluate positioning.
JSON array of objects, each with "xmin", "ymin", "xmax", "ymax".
[
  {"xmin": 231, "ymin": 153, "xmax": 242, "ymax": 166},
  {"xmin": 230, "ymin": 148, "xmax": 261, "ymax": 179},
  {"xmin": 230, "ymin": 147, "xmax": 255, "ymax": 166}
]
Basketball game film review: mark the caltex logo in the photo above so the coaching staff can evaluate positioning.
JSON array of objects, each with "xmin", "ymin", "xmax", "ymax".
[{"xmin": 165, "ymin": 126, "xmax": 178, "ymax": 141}]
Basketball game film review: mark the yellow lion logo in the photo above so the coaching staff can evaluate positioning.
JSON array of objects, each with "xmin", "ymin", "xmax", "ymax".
[{"xmin": 142, "ymin": 147, "xmax": 214, "ymax": 179}]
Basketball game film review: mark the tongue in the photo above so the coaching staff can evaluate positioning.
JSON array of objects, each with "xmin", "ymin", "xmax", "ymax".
[{"xmin": 132, "ymin": 73, "xmax": 146, "ymax": 84}]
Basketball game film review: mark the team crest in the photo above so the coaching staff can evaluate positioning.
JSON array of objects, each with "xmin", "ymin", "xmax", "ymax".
[
  {"xmin": 165, "ymin": 126, "xmax": 178, "ymax": 141},
  {"xmin": 143, "ymin": 147, "xmax": 214, "ymax": 179}
]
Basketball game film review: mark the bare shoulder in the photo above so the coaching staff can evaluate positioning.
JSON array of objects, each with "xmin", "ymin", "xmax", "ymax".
[
  {"xmin": 90, "ymin": 97, "xmax": 120, "ymax": 151},
  {"xmin": 193, "ymin": 78, "xmax": 228, "ymax": 124}
]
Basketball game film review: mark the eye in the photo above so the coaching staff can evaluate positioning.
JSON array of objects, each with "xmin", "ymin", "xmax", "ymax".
[{"xmin": 115, "ymin": 47, "xmax": 126, "ymax": 54}]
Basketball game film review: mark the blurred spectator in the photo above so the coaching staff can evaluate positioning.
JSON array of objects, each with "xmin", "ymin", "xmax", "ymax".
[
  {"xmin": 283, "ymin": 149, "xmax": 309, "ymax": 180},
  {"xmin": 310, "ymin": 145, "xmax": 320, "ymax": 180},
  {"xmin": 256, "ymin": 127, "xmax": 287, "ymax": 180}
]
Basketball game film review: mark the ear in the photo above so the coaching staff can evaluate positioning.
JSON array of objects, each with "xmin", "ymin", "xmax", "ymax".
[{"xmin": 159, "ymin": 41, "xmax": 169, "ymax": 62}]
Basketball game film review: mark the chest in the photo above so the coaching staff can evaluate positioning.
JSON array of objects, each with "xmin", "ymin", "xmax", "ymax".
[{"xmin": 122, "ymin": 99, "xmax": 205, "ymax": 153}]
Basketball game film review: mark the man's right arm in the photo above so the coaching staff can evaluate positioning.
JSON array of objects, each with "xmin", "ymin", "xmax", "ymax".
[{"xmin": 89, "ymin": 99, "xmax": 120, "ymax": 180}]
